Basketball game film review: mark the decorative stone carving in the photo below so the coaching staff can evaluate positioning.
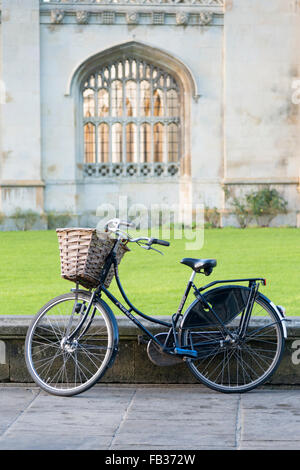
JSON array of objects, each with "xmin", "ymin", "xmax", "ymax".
[
  {"xmin": 50, "ymin": 9, "xmax": 64, "ymax": 24},
  {"xmin": 126, "ymin": 12, "xmax": 139, "ymax": 24},
  {"xmin": 126, "ymin": 164, "xmax": 138, "ymax": 176},
  {"xmin": 168, "ymin": 163, "xmax": 179, "ymax": 176},
  {"xmin": 154, "ymin": 163, "xmax": 164, "ymax": 177},
  {"xmin": 199, "ymin": 11, "xmax": 213, "ymax": 25},
  {"xmin": 41, "ymin": 0, "xmax": 224, "ymax": 5},
  {"xmin": 42, "ymin": 3, "xmax": 219, "ymax": 27},
  {"xmin": 140, "ymin": 164, "xmax": 151, "ymax": 177},
  {"xmin": 83, "ymin": 162, "xmax": 180, "ymax": 178},
  {"xmin": 76, "ymin": 11, "xmax": 89, "ymax": 25},
  {"xmin": 176, "ymin": 11, "xmax": 188, "ymax": 25},
  {"xmin": 152, "ymin": 12, "xmax": 165, "ymax": 25},
  {"xmin": 102, "ymin": 11, "xmax": 115, "ymax": 24}
]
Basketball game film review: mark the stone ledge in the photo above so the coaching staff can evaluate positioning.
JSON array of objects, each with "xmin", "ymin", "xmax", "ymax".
[{"xmin": 0, "ymin": 315, "xmax": 299, "ymax": 385}]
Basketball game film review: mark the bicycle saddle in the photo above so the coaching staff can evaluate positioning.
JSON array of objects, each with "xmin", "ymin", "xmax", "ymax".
[{"xmin": 180, "ymin": 258, "xmax": 217, "ymax": 275}]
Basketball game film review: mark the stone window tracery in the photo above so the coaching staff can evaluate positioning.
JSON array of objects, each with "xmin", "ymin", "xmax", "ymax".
[{"xmin": 82, "ymin": 57, "xmax": 181, "ymax": 177}]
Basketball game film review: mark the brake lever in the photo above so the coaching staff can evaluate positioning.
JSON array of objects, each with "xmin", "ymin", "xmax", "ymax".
[{"xmin": 140, "ymin": 244, "xmax": 164, "ymax": 255}]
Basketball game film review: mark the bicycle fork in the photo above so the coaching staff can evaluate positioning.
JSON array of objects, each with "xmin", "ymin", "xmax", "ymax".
[{"xmin": 62, "ymin": 289, "xmax": 97, "ymax": 347}]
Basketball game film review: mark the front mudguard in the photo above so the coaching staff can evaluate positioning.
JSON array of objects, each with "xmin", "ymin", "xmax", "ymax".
[{"xmin": 97, "ymin": 298, "xmax": 120, "ymax": 369}]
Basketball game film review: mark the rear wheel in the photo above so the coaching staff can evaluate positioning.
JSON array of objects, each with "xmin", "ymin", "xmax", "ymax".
[
  {"xmin": 25, "ymin": 292, "xmax": 116, "ymax": 397},
  {"xmin": 181, "ymin": 295, "xmax": 285, "ymax": 393}
]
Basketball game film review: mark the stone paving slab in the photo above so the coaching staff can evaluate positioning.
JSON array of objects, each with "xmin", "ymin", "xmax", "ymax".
[
  {"xmin": 0, "ymin": 385, "xmax": 299, "ymax": 450},
  {"xmin": 239, "ymin": 390, "xmax": 300, "ymax": 449},
  {"xmin": 0, "ymin": 387, "xmax": 39, "ymax": 436}
]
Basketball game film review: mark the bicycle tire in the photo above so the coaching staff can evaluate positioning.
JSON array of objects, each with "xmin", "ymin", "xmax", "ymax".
[
  {"xmin": 25, "ymin": 292, "xmax": 118, "ymax": 397},
  {"xmin": 180, "ymin": 293, "xmax": 285, "ymax": 393}
]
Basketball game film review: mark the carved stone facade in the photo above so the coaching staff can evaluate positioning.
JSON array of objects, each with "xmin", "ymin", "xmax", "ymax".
[
  {"xmin": 126, "ymin": 11, "xmax": 138, "ymax": 24},
  {"xmin": 176, "ymin": 11, "xmax": 188, "ymax": 25},
  {"xmin": 76, "ymin": 10, "xmax": 89, "ymax": 24},
  {"xmin": 40, "ymin": 6, "xmax": 218, "ymax": 26},
  {"xmin": 50, "ymin": 9, "xmax": 64, "ymax": 24},
  {"xmin": 0, "ymin": 0, "xmax": 299, "ymax": 228}
]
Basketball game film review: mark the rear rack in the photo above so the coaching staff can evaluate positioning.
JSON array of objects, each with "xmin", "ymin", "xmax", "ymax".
[{"xmin": 197, "ymin": 278, "xmax": 266, "ymax": 292}]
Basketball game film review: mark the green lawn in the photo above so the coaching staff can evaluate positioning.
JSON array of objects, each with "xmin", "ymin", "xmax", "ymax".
[{"xmin": 0, "ymin": 227, "xmax": 299, "ymax": 316}]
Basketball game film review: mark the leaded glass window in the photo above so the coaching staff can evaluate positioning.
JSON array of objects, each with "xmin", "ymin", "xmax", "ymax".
[{"xmin": 82, "ymin": 58, "xmax": 181, "ymax": 177}]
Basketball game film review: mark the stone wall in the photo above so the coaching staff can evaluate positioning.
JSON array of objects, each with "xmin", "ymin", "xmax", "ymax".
[
  {"xmin": 222, "ymin": 0, "xmax": 300, "ymax": 226},
  {"xmin": 1, "ymin": 315, "xmax": 300, "ymax": 385},
  {"xmin": 0, "ymin": 0, "xmax": 44, "ymax": 217},
  {"xmin": 0, "ymin": 0, "xmax": 299, "ymax": 227}
]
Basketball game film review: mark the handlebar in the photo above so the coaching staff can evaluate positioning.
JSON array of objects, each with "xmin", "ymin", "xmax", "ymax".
[
  {"xmin": 120, "ymin": 220, "xmax": 135, "ymax": 229},
  {"xmin": 150, "ymin": 238, "xmax": 170, "ymax": 247},
  {"xmin": 103, "ymin": 218, "xmax": 170, "ymax": 253},
  {"xmin": 126, "ymin": 236, "xmax": 170, "ymax": 248},
  {"xmin": 104, "ymin": 218, "xmax": 135, "ymax": 232}
]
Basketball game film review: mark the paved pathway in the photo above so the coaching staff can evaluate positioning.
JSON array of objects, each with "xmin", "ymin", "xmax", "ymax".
[{"xmin": 0, "ymin": 384, "xmax": 299, "ymax": 450}]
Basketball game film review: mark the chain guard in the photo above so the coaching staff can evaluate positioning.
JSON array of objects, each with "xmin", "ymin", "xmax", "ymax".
[{"xmin": 147, "ymin": 333, "xmax": 183, "ymax": 367}]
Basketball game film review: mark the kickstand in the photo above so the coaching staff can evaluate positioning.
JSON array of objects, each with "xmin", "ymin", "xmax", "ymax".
[{"xmin": 137, "ymin": 335, "xmax": 149, "ymax": 345}]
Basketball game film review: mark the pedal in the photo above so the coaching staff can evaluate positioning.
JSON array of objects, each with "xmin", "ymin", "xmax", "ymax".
[{"xmin": 174, "ymin": 347, "xmax": 198, "ymax": 358}]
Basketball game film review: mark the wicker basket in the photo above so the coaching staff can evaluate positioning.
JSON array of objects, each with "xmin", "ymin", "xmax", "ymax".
[{"xmin": 56, "ymin": 228, "xmax": 130, "ymax": 289}]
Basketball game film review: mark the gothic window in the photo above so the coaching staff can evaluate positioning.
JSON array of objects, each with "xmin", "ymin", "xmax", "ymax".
[
  {"xmin": 98, "ymin": 123, "xmax": 109, "ymax": 163},
  {"xmin": 84, "ymin": 123, "xmax": 95, "ymax": 163},
  {"xmin": 140, "ymin": 123, "xmax": 151, "ymax": 163},
  {"xmin": 82, "ymin": 58, "xmax": 181, "ymax": 177}
]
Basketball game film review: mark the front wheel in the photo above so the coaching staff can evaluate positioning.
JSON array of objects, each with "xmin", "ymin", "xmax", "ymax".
[
  {"xmin": 181, "ymin": 295, "xmax": 285, "ymax": 393},
  {"xmin": 25, "ymin": 292, "xmax": 117, "ymax": 397}
]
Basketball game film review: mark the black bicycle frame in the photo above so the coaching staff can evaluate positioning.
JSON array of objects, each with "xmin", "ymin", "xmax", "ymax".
[{"xmin": 67, "ymin": 238, "xmax": 265, "ymax": 353}]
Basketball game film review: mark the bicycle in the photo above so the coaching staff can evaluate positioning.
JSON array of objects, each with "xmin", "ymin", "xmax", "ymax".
[{"xmin": 25, "ymin": 218, "xmax": 287, "ymax": 396}]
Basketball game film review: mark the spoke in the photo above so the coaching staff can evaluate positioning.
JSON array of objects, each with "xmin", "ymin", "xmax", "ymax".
[
  {"xmin": 212, "ymin": 347, "xmax": 236, "ymax": 385},
  {"xmin": 45, "ymin": 317, "xmax": 65, "ymax": 343},
  {"xmin": 69, "ymin": 351, "xmax": 97, "ymax": 381},
  {"xmin": 242, "ymin": 343, "xmax": 275, "ymax": 371},
  {"xmin": 48, "ymin": 352, "xmax": 71, "ymax": 387},
  {"xmin": 194, "ymin": 344, "xmax": 222, "ymax": 370},
  {"xmin": 245, "ymin": 323, "xmax": 280, "ymax": 339},
  {"xmin": 245, "ymin": 336, "xmax": 279, "ymax": 346},
  {"xmin": 32, "ymin": 332, "xmax": 62, "ymax": 346},
  {"xmin": 231, "ymin": 349, "xmax": 255, "ymax": 384},
  {"xmin": 232, "ymin": 348, "xmax": 260, "ymax": 383},
  {"xmin": 69, "ymin": 352, "xmax": 90, "ymax": 384},
  {"xmin": 76, "ymin": 344, "xmax": 105, "ymax": 370},
  {"xmin": 36, "ymin": 349, "xmax": 65, "ymax": 381},
  {"xmin": 77, "ymin": 343, "xmax": 107, "ymax": 361},
  {"xmin": 32, "ymin": 340, "xmax": 61, "ymax": 356},
  {"xmin": 33, "ymin": 349, "xmax": 65, "ymax": 368}
]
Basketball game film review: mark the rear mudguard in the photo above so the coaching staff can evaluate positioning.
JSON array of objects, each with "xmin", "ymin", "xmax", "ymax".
[
  {"xmin": 180, "ymin": 285, "xmax": 250, "ymax": 329},
  {"xmin": 247, "ymin": 290, "xmax": 287, "ymax": 339},
  {"xmin": 180, "ymin": 285, "xmax": 287, "ymax": 338},
  {"xmin": 259, "ymin": 296, "xmax": 288, "ymax": 339}
]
